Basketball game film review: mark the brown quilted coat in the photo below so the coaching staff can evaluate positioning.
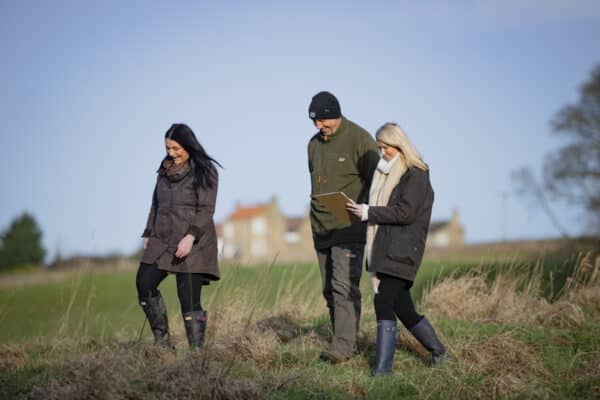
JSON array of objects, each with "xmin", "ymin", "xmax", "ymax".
[{"xmin": 141, "ymin": 161, "xmax": 219, "ymax": 280}]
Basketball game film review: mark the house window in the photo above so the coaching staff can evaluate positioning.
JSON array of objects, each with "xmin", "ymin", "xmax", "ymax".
[
  {"xmin": 217, "ymin": 238, "xmax": 224, "ymax": 257},
  {"xmin": 252, "ymin": 217, "xmax": 266, "ymax": 235},
  {"xmin": 432, "ymin": 233, "xmax": 449, "ymax": 247},
  {"xmin": 224, "ymin": 223, "xmax": 234, "ymax": 238},
  {"xmin": 223, "ymin": 243, "xmax": 237, "ymax": 258},
  {"xmin": 251, "ymin": 239, "xmax": 267, "ymax": 256},
  {"xmin": 284, "ymin": 232, "xmax": 300, "ymax": 244}
]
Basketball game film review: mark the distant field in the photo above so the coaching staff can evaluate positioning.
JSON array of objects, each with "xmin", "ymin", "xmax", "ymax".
[
  {"xmin": 0, "ymin": 262, "xmax": 320, "ymax": 344},
  {"xmin": 1, "ymin": 249, "xmax": 598, "ymax": 399},
  {"xmin": 0, "ymin": 253, "xmax": 586, "ymax": 344}
]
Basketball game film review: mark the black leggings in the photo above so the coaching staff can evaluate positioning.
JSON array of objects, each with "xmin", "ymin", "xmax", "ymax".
[
  {"xmin": 374, "ymin": 273, "xmax": 422, "ymax": 329},
  {"xmin": 136, "ymin": 262, "xmax": 205, "ymax": 314}
]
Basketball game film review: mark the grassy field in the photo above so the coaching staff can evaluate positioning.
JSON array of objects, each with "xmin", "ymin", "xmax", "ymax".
[{"xmin": 1, "ymin": 250, "xmax": 599, "ymax": 399}]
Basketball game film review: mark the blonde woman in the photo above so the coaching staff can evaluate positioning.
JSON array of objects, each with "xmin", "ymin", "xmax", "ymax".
[{"xmin": 347, "ymin": 122, "xmax": 446, "ymax": 376}]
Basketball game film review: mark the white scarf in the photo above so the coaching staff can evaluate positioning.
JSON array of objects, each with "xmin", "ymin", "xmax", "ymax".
[{"xmin": 365, "ymin": 153, "xmax": 407, "ymax": 269}]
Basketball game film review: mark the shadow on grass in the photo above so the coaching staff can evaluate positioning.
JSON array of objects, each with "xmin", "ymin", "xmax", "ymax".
[
  {"xmin": 255, "ymin": 312, "xmax": 433, "ymax": 371},
  {"xmin": 256, "ymin": 313, "xmax": 331, "ymax": 344}
]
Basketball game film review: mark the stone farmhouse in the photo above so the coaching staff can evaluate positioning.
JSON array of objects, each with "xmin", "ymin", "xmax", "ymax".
[
  {"xmin": 217, "ymin": 197, "xmax": 464, "ymax": 264},
  {"xmin": 426, "ymin": 209, "xmax": 465, "ymax": 249}
]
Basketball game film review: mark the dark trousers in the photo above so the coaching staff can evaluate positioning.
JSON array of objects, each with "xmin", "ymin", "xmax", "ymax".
[
  {"xmin": 136, "ymin": 262, "xmax": 204, "ymax": 314},
  {"xmin": 374, "ymin": 273, "xmax": 422, "ymax": 329},
  {"xmin": 316, "ymin": 243, "xmax": 364, "ymax": 356}
]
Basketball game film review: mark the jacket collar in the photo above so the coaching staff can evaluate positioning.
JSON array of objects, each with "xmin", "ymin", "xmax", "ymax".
[{"xmin": 160, "ymin": 159, "xmax": 193, "ymax": 182}]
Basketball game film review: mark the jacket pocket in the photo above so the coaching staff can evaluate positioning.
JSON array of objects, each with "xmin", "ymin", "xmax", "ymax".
[
  {"xmin": 386, "ymin": 235, "xmax": 418, "ymax": 266},
  {"xmin": 154, "ymin": 209, "xmax": 171, "ymax": 239},
  {"xmin": 141, "ymin": 237, "xmax": 169, "ymax": 264},
  {"xmin": 326, "ymin": 152, "xmax": 356, "ymax": 178}
]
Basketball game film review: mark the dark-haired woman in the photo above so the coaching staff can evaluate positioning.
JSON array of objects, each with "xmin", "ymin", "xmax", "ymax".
[{"xmin": 137, "ymin": 123, "xmax": 221, "ymax": 349}]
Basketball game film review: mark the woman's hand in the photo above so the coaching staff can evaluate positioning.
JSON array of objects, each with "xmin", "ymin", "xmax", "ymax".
[
  {"xmin": 175, "ymin": 234, "xmax": 195, "ymax": 258},
  {"xmin": 346, "ymin": 202, "xmax": 369, "ymax": 221},
  {"xmin": 143, "ymin": 237, "xmax": 149, "ymax": 249}
]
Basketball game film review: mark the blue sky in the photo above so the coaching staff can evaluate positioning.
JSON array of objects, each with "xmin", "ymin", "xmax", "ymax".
[{"xmin": 1, "ymin": 1, "xmax": 599, "ymax": 260}]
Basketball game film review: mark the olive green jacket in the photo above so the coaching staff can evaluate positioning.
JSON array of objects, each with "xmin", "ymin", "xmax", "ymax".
[{"xmin": 308, "ymin": 117, "xmax": 379, "ymax": 249}]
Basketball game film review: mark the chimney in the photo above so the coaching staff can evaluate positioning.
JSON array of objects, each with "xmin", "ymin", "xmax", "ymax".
[{"xmin": 451, "ymin": 208, "xmax": 460, "ymax": 223}]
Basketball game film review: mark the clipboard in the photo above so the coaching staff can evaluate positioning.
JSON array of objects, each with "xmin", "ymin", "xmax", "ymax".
[{"xmin": 312, "ymin": 191, "xmax": 359, "ymax": 225}]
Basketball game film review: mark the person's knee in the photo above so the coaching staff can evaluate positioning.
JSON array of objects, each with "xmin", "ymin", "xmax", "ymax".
[
  {"xmin": 330, "ymin": 276, "xmax": 351, "ymax": 293},
  {"xmin": 136, "ymin": 276, "xmax": 159, "ymax": 298},
  {"xmin": 136, "ymin": 275, "xmax": 147, "ymax": 296},
  {"xmin": 374, "ymin": 294, "xmax": 395, "ymax": 320},
  {"xmin": 136, "ymin": 263, "xmax": 163, "ymax": 299},
  {"xmin": 322, "ymin": 290, "xmax": 334, "ymax": 308},
  {"xmin": 396, "ymin": 310, "xmax": 422, "ymax": 329},
  {"xmin": 137, "ymin": 285, "xmax": 159, "ymax": 299}
]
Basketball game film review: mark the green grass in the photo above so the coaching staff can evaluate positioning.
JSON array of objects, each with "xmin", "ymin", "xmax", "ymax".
[
  {"xmin": 0, "ymin": 256, "xmax": 585, "ymax": 344},
  {"xmin": 0, "ymin": 260, "xmax": 455, "ymax": 343}
]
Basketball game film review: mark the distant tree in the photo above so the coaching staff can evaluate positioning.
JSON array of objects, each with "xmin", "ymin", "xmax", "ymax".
[
  {"xmin": 0, "ymin": 212, "xmax": 46, "ymax": 270},
  {"xmin": 513, "ymin": 64, "xmax": 600, "ymax": 237}
]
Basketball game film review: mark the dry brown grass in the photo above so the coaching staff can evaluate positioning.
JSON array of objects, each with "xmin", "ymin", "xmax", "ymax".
[
  {"xmin": 459, "ymin": 333, "xmax": 550, "ymax": 398},
  {"xmin": 20, "ymin": 298, "xmax": 328, "ymax": 399},
  {"xmin": 24, "ymin": 343, "xmax": 262, "ymax": 400},
  {"xmin": 578, "ymin": 352, "xmax": 600, "ymax": 396},
  {"xmin": 0, "ymin": 344, "xmax": 28, "ymax": 374},
  {"xmin": 16, "ymin": 266, "xmax": 346, "ymax": 399},
  {"xmin": 421, "ymin": 252, "xmax": 600, "ymax": 328},
  {"xmin": 555, "ymin": 253, "xmax": 600, "ymax": 318}
]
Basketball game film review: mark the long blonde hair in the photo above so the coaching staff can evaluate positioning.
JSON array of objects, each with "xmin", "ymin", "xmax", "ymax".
[{"xmin": 375, "ymin": 122, "xmax": 428, "ymax": 171}]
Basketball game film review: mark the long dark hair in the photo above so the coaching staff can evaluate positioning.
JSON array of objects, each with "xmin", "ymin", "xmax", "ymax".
[{"xmin": 160, "ymin": 123, "xmax": 222, "ymax": 189}]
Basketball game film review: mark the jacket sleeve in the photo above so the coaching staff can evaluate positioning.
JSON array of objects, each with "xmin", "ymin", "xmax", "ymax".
[
  {"xmin": 142, "ymin": 183, "xmax": 158, "ymax": 237},
  {"xmin": 187, "ymin": 167, "xmax": 218, "ymax": 239},
  {"xmin": 368, "ymin": 170, "xmax": 429, "ymax": 225},
  {"xmin": 357, "ymin": 135, "xmax": 379, "ymax": 191}
]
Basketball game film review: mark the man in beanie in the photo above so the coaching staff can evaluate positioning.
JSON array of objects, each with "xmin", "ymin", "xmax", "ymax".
[{"xmin": 307, "ymin": 91, "xmax": 379, "ymax": 362}]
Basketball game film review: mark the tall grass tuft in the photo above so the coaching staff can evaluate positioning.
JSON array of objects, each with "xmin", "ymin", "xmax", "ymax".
[{"xmin": 420, "ymin": 252, "xmax": 599, "ymax": 328}]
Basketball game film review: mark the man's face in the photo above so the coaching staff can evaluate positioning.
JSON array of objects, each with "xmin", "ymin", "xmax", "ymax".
[{"xmin": 314, "ymin": 118, "xmax": 342, "ymax": 136}]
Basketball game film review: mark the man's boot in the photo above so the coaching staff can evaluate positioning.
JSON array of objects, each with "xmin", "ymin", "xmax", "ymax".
[
  {"xmin": 372, "ymin": 320, "xmax": 397, "ymax": 376},
  {"xmin": 139, "ymin": 293, "xmax": 174, "ymax": 349},
  {"xmin": 183, "ymin": 310, "xmax": 207, "ymax": 349},
  {"xmin": 409, "ymin": 317, "xmax": 446, "ymax": 365}
]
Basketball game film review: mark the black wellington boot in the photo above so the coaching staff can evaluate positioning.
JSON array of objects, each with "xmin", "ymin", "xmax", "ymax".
[
  {"xmin": 139, "ymin": 293, "xmax": 174, "ymax": 350},
  {"xmin": 372, "ymin": 320, "xmax": 397, "ymax": 376},
  {"xmin": 409, "ymin": 317, "xmax": 446, "ymax": 365},
  {"xmin": 183, "ymin": 310, "xmax": 208, "ymax": 349}
]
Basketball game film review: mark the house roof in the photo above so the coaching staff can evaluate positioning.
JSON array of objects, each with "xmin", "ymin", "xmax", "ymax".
[
  {"xmin": 429, "ymin": 220, "xmax": 449, "ymax": 232},
  {"xmin": 229, "ymin": 205, "xmax": 270, "ymax": 220}
]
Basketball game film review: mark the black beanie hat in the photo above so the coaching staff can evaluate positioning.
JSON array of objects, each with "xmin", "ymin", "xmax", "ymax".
[{"xmin": 309, "ymin": 91, "xmax": 341, "ymax": 120}]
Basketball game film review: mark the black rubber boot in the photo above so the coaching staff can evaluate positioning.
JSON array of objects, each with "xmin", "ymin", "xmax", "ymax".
[
  {"xmin": 372, "ymin": 320, "xmax": 397, "ymax": 376},
  {"xmin": 183, "ymin": 310, "xmax": 207, "ymax": 349},
  {"xmin": 139, "ymin": 293, "xmax": 174, "ymax": 349},
  {"xmin": 409, "ymin": 317, "xmax": 446, "ymax": 365}
]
